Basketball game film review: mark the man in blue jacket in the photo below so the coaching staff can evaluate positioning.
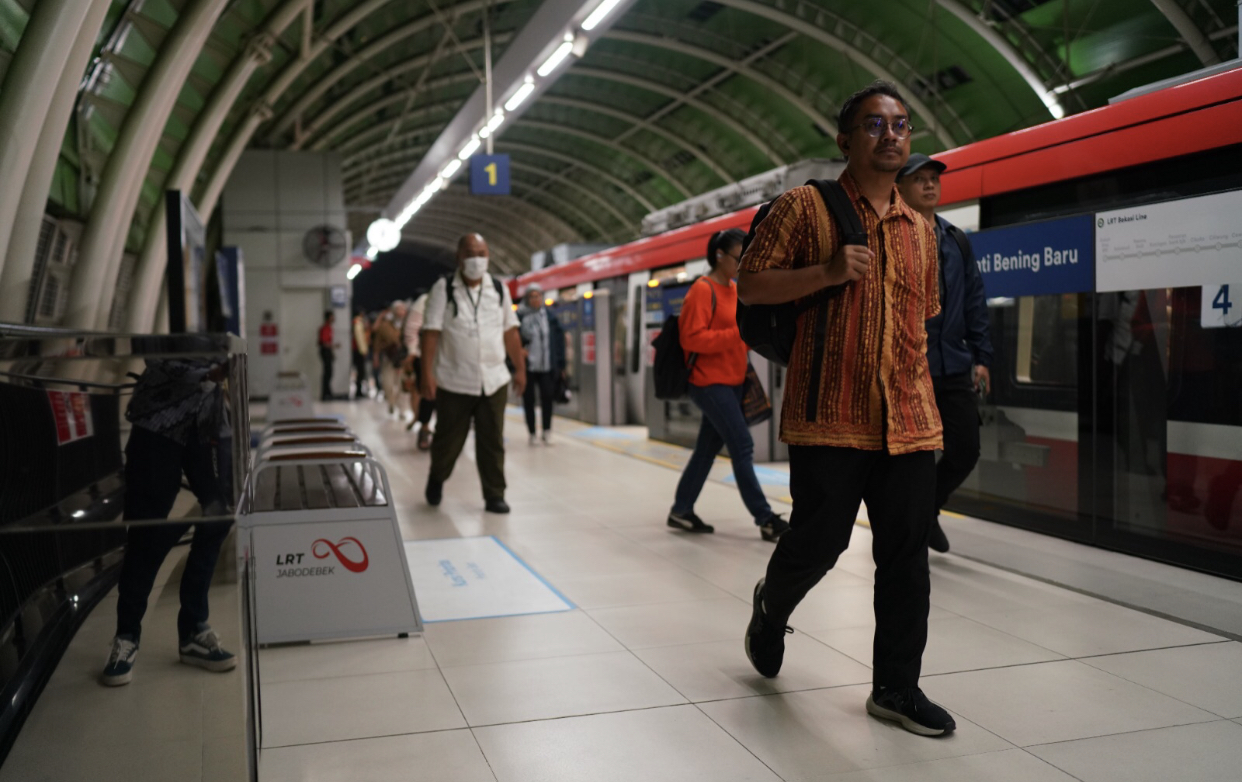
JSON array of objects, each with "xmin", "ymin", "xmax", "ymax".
[{"xmin": 897, "ymin": 153, "xmax": 993, "ymax": 553}]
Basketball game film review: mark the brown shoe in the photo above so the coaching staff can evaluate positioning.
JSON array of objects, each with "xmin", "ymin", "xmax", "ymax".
[{"xmin": 417, "ymin": 426, "xmax": 432, "ymax": 451}]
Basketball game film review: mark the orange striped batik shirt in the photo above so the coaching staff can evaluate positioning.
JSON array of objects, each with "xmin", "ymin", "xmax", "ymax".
[{"xmin": 739, "ymin": 171, "xmax": 943, "ymax": 454}]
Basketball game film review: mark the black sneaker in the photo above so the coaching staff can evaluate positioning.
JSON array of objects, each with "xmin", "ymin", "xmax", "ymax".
[
  {"xmin": 179, "ymin": 625, "xmax": 237, "ymax": 672},
  {"xmin": 866, "ymin": 687, "xmax": 956, "ymax": 736},
  {"xmin": 759, "ymin": 514, "xmax": 790, "ymax": 542},
  {"xmin": 426, "ymin": 477, "xmax": 442, "ymax": 506},
  {"xmin": 667, "ymin": 510, "xmax": 714, "ymax": 533},
  {"xmin": 928, "ymin": 519, "xmax": 950, "ymax": 553},
  {"xmin": 101, "ymin": 634, "xmax": 138, "ymax": 686},
  {"xmin": 744, "ymin": 578, "xmax": 792, "ymax": 677}
]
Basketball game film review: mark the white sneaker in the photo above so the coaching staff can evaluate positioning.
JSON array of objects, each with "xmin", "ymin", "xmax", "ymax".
[
  {"xmin": 541, "ymin": 431, "xmax": 551, "ymax": 445},
  {"xmin": 528, "ymin": 432, "xmax": 537, "ymax": 445}
]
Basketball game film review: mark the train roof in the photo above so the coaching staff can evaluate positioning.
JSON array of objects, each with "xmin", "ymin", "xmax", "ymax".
[{"xmin": 515, "ymin": 66, "xmax": 1242, "ymax": 293}]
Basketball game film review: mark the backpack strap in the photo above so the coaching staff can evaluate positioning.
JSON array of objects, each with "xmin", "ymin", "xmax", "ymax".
[
  {"xmin": 944, "ymin": 223, "xmax": 972, "ymax": 262},
  {"xmin": 684, "ymin": 277, "xmax": 717, "ymax": 373},
  {"xmin": 799, "ymin": 179, "xmax": 866, "ymax": 422}
]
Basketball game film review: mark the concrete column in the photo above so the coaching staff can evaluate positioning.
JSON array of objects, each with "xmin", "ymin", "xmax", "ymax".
[
  {"xmin": 124, "ymin": 0, "xmax": 312, "ymax": 333},
  {"xmin": 0, "ymin": 0, "xmax": 110, "ymax": 323},
  {"xmin": 63, "ymin": 0, "xmax": 230, "ymax": 331}
]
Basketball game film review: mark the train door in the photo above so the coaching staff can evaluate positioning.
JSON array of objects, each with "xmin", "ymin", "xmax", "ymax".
[
  {"xmin": 551, "ymin": 292, "xmax": 581, "ymax": 420},
  {"xmin": 577, "ymin": 288, "xmax": 614, "ymax": 425}
]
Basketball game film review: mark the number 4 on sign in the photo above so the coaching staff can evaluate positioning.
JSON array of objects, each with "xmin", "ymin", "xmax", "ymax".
[{"xmin": 1202, "ymin": 283, "xmax": 1242, "ymax": 328}]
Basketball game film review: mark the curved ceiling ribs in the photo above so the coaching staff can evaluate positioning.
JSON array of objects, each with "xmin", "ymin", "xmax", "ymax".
[
  {"xmin": 713, "ymin": 0, "xmax": 969, "ymax": 147},
  {"xmin": 29, "ymin": 0, "xmax": 1217, "ymax": 313}
]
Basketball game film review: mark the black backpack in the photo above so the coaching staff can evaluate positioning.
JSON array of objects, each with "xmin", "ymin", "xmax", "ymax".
[
  {"xmin": 737, "ymin": 180, "xmax": 867, "ymax": 369},
  {"xmin": 651, "ymin": 279, "xmax": 715, "ymax": 401}
]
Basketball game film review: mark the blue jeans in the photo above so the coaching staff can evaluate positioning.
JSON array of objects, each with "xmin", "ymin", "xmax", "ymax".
[{"xmin": 672, "ymin": 383, "xmax": 773, "ymax": 523}]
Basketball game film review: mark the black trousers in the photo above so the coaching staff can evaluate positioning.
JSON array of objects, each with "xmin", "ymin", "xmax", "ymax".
[
  {"xmin": 523, "ymin": 370, "xmax": 556, "ymax": 434},
  {"xmin": 413, "ymin": 358, "xmax": 435, "ymax": 425},
  {"xmin": 352, "ymin": 351, "xmax": 369, "ymax": 397},
  {"xmin": 763, "ymin": 446, "xmax": 935, "ymax": 689},
  {"xmin": 430, "ymin": 386, "xmax": 508, "ymax": 500},
  {"xmin": 932, "ymin": 373, "xmax": 981, "ymax": 510},
  {"xmin": 116, "ymin": 426, "xmax": 233, "ymax": 643},
  {"xmin": 320, "ymin": 346, "xmax": 334, "ymax": 401}
]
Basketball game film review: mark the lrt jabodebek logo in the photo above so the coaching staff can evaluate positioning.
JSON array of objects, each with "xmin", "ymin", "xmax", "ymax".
[
  {"xmin": 313, "ymin": 537, "xmax": 370, "ymax": 572},
  {"xmin": 275, "ymin": 537, "xmax": 369, "ymax": 578}
]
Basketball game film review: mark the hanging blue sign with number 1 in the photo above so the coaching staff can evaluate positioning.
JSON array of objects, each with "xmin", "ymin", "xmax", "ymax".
[{"xmin": 470, "ymin": 154, "xmax": 510, "ymax": 195}]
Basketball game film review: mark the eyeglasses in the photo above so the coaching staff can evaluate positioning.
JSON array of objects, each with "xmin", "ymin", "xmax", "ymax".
[{"xmin": 850, "ymin": 116, "xmax": 914, "ymax": 138}]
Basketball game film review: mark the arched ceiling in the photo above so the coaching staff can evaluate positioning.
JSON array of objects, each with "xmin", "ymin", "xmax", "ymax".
[{"xmin": 11, "ymin": 0, "xmax": 1241, "ymax": 278}]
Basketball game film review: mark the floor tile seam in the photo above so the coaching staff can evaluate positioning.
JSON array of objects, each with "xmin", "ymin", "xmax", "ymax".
[
  {"xmin": 1067, "ymin": 638, "xmax": 1233, "ymax": 664},
  {"xmin": 1072, "ymin": 650, "xmax": 1242, "ymax": 720},
  {"xmin": 580, "ymin": 593, "xmax": 754, "ymax": 621},
  {"xmin": 1006, "ymin": 748, "xmax": 1090, "ymax": 782},
  {"xmin": 948, "ymin": 550, "xmax": 1242, "ymax": 642},
  {"xmin": 257, "ymin": 664, "xmax": 439, "ymax": 686},
  {"xmin": 687, "ymin": 701, "xmax": 790, "ymax": 781},
  {"xmin": 462, "ymin": 701, "xmax": 703, "ymax": 731},
  {"xmin": 413, "ymin": 633, "xmax": 474, "ymax": 729},
  {"xmin": 464, "ymin": 727, "xmax": 503, "ymax": 782},
  {"xmin": 432, "ymin": 646, "xmax": 654, "ymax": 672},
  {"xmin": 688, "ymin": 691, "xmax": 1025, "ymax": 779},
  {"xmin": 1017, "ymin": 715, "xmax": 1239, "ymax": 752},
  {"xmin": 260, "ymin": 724, "xmax": 476, "ymax": 751},
  {"xmin": 912, "ymin": 610, "xmax": 1080, "ymax": 662},
  {"xmin": 571, "ymin": 602, "xmax": 711, "ymax": 707}
]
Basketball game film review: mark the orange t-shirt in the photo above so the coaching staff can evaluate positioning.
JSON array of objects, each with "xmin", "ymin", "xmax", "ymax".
[{"xmin": 679, "ymin": 277, "xmax": 748, "ymax": 387}]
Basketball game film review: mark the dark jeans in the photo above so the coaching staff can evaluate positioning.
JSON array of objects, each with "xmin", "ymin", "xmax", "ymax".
[
  {"xmin": 523, "ymin": 370, "xmax": 556, "ymax": 434},
  {"xmin": 763, "ymin": 446, "xmax": 934, "ymax": 688},
  {"xmin": 932, "ymin": 373, "xmax": 981, "ymax": 510},
  {"xmin": 673, "ymin": 383, "xmax": 772, "ymax": 523},
  {"xmin": 320, "ymin": 346, "xmax": 334, "ymax": 401},
  {"xmin": 413, "ymin": 359, "xmax": 435, "ymax": 425},
  {"xmin": 116, "ymin": 426, "xmax": 233, "ymax": 643},
  {"xmin": 429, "ymin": 386, "xmax": 508, "ymax": 501},
  {"xmin": 352, "ymin": 351, "xmax": 369, "ymax": 397}
]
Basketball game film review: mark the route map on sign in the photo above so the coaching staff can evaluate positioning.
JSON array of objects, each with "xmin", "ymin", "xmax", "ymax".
[{"xmin": 1096, "ymin": 190, "xmax": 1242, "ymax": 293}]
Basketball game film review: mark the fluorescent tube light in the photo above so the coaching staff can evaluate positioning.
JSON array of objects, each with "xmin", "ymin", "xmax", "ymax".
[
  {"xmin": 440, "ymin": 159, "xmax": 462, "ymax": 179},
  {"xmin": 458, "ymin": 136, "xmax": 481, "ymax": 160},
  {"xmin": 347, "ymin": 264, "xmax": 362, "ymax": 280},
  {"xmin": 582, "ymin": 0, "xmax": 624, "ymax": 31},
  {"xmin": 537, "ymin": 37, "xmax": 574, "ymax": 77},
  {"xmin": 505, "ymin": 79, "xmax": 536, "ymax": 111}
]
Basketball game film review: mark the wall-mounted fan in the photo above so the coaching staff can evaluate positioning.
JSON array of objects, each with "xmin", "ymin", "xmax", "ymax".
[{"xmin": 302, "ymin": 224, "xmax": 348, "ymax": 268}]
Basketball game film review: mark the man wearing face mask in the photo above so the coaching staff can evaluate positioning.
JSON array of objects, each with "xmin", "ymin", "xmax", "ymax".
[{"xmin": 421, "ymin": 233, "xmax": 526, "ymax": 513}]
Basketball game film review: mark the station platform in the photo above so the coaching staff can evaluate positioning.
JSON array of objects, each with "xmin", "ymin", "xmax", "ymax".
[{"xmin": 241, "ymin": 400, "xmax": 1242, "ymax": 782}]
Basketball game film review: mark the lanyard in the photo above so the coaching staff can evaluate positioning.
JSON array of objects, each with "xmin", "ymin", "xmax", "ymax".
[{"xmin": 462, "ymin": 280, "xmax": 483, "ymax": 323}]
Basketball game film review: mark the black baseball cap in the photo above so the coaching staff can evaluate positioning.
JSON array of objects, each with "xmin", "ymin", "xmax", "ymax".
[{"xmin": 898, "ymin": 152, "xmax": 947, "ymax": 180}]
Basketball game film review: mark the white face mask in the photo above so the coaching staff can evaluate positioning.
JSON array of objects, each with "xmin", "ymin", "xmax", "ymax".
[{"xmin": 462, "ymin": 256, "xmax": 488, "ymax": 281}]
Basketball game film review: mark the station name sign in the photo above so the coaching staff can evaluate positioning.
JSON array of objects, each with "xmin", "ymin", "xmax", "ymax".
[{"xmin": 968, "ymin": 213, "xmax": 1095, "ymax": 298}]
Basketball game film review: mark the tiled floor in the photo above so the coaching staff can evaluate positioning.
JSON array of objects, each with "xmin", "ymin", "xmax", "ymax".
[{"xmin": 248, "ymin": 400, "xmax": 1242, "ymax": 781}]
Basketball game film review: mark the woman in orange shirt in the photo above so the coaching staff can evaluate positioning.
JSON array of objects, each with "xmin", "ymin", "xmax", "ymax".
[{"xmin": 668, "ymin": 230, "xmax": 789, "ymax": 541}]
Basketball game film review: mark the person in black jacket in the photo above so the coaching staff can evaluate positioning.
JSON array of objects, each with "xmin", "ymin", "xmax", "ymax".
[
  {"xmin": 898, "ymin": 153, "xmax": 993, "ymax": 553},
  {"xmin": 518, "ymin": 287, "xmax": 566, "ymax": 444}
]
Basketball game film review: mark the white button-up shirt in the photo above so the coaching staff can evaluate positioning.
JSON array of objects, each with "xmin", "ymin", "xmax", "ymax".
[{"xmin": 423, "ymin": 271, "xmax": 519, "ymax": 396}]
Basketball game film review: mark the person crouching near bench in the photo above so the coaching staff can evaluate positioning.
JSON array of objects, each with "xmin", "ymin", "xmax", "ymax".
[
  {"xmin": 667, "ymin": 228, "xmax": 788, "ymax": 542},
  {"xmin": 420, "ymin": 233, "xmax": 526, "ymax": 514},
  {"xmin": 102, "ymin": 357, "xmax": 236, "ymax": 686},
  {"xmin": 738, "ymin": 80, "xmax": 955, "ymax": 736}
]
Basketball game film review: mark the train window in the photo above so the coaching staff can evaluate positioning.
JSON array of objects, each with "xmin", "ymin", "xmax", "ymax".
[{"xmin": 1014, "ymin": 294, "xmax": 1078, "ymax": 387}]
